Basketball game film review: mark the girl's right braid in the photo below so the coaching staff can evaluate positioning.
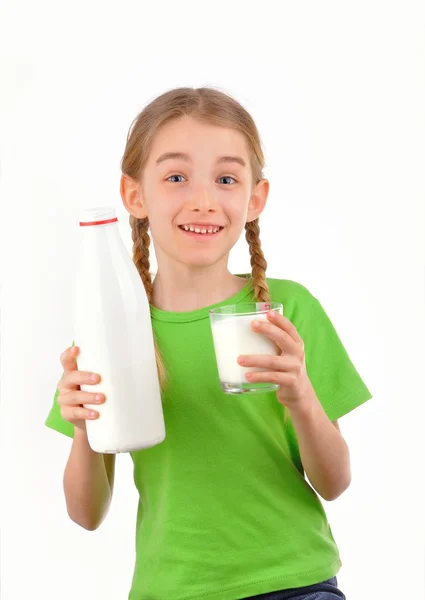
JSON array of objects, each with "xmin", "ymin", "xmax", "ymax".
[
  {"xmin": 130, "ymin": 215, "xmax": 167, "ymax": 388},
  {"xmin": 131, "ymin": 216, "xmax": 153, "ymax": 301}
]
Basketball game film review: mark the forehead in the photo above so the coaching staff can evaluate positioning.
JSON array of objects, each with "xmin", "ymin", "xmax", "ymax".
[{"xmin": 148, "ymin": 116, "xmax": 249, "ymax": 162}]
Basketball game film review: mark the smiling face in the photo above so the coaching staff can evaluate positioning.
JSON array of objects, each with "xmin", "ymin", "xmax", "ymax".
[{"xmin": 121, "ymin": 116, "xmax": 269, "ymax": 270}]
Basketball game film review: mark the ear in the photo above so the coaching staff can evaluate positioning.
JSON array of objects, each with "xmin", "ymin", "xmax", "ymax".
[
  {"xmin": 246, "ymin": 179, "xmax": 269, "ymax": 223},
  {"xmin": 120, "ymin": 174, "xmax": 148, "ymax": 219}
]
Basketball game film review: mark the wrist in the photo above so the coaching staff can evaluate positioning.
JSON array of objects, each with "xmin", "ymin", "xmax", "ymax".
[
  {"xmin": 287, "ymin": 382, "xmax": 320, "ymax": 422},
  {"xmin": 73, "ymin": 424, "xmax": 90, "ymax": 443}
]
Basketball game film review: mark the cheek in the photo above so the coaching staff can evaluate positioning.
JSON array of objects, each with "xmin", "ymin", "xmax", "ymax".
[
  {"xmin": 148, "ymin": 209, "xmax": 173, "ymax": 237},
  {"xmin": 158, "ymin": 182, "xmax": 188, "ymax": 206},
  {"xmin": 145, "ymin": 188, "xmax": 176, "ymax": 219},
  {"xmin": 222, "ymin": 195, "xmax": 249, "ymax": 224}
]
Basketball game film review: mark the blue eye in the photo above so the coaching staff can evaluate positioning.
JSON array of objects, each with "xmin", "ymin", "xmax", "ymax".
[
  {"xmin": 167, "ymin": 175, "xmax": 236, "ymax": 184},
  {"xmin": 167, "ymin": 175, "xmax": 186, "ymax": 183}
]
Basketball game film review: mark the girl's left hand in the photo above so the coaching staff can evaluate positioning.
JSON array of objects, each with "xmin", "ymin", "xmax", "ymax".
[{"xmin": 237, "ymin": 310, "xmax": 312, "ymax": 409}]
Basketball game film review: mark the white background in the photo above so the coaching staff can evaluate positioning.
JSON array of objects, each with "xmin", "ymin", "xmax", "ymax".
[{"xmin": 1, "ymin": 1, "xmax": 424, "ymax": 599}]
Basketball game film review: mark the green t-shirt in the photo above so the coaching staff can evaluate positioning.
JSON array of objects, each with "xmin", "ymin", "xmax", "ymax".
[{"xmin": 45, "ymin": 277, "xmax": 372, "ymax": 600}]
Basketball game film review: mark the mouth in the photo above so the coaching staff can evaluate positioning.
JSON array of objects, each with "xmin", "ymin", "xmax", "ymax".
[{"xmin": 178, "ymin": 224, "xmax": 224, "ymax": 237}]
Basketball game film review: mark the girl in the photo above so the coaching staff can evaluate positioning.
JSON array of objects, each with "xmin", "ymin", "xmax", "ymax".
[{"xmin": 46, "ymin": 87, "xmax": 372, "ymax": 600}]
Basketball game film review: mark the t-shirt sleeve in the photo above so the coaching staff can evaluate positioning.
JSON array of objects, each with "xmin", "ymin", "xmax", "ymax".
[
  {"xmin": 45, "ymin": 342, "xmax": 76, "ymax": 438},
  {"xmin": 45, "ymin": 386, "xmax": 75, "ymax": 439},
  {"xmin": 298, "ymin": 293, "xmax": 372, "ymax": 422}
]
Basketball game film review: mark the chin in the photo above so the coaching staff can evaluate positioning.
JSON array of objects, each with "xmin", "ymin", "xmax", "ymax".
[
  {"xmin": 179, "ymin": 249, "xmax": 227, "ymax": 269},
  {"xmin": 183, "ymin": 256, "xmax": 222, "ymax": 269}
]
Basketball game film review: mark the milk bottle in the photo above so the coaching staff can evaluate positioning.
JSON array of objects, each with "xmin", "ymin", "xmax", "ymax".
[{"xmin": 72, "ymin": 207, "xmax": 165, "ymax": 453}]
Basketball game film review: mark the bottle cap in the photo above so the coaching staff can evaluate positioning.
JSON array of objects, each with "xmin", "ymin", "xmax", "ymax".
[{"xmin": 80, "ymin": 207, "xmax": 118, "ymax": 226}]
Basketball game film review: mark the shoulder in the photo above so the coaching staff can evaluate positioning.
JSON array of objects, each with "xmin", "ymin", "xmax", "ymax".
[
  {"xmin": 266, "ymin": 277, "xmax": 317, "ymax": 310},
  {"xmin": 265, "ymin": 277, "xmax": 325, "ymax": 330}
]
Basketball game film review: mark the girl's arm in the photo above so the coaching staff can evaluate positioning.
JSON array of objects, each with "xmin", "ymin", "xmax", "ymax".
[
  {"xmin": 238, "ymin": 310, "xmax": 352, "ymax": 502},
  {"xmin": 63, "ymin": 427, "xmax": 115, "ymax": 530},
  {"xmin": 288, "ymin": 384, "xmax": 351, "ymax": 501}
]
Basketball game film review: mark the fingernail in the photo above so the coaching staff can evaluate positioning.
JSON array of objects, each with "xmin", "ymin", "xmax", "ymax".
[
  {"xmin": 95, "ymin": 394, "xmax": 103, "ymax": 401},
  {"xmin": 252, "ymin": 320, "xmax": 260, "ymax": 329},
  {"xmin": 90, "ymin": 374, "xmax": 98, "ymax": 382},
  {"xmin": 268, "ymin": 310, "xmax": 276, "ymax": 318},
  {"xmin": 238, "ymin": 356, "xmax": 246, "ymax": 365},
  {"xmin": 89, "ymin": 411, "xmax": 97, "ymax": 418},
  {"xmin": 245, "ymin": 372, "xmax": 253, "ymax": 380}
]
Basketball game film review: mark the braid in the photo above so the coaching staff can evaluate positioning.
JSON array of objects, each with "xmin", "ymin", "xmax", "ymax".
[
  {"xmin": 246, "ymin": 219, "xmax": 289, "ymax": 421},
  {"xmin": 130, "ymin": 215, "xmax": 167, "ymax": 389},
  {"xmin": 245, "ymin": 219, "xmax": 270, "ymax": 303},
  {"xmin": 131, "ymin": 216, "xmax": 153, "ymax": 300}
]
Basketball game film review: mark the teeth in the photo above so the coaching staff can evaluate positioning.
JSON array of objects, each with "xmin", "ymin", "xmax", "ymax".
[{"xmin": 181, "ymin": 225, "xmax": 222, "ymax": 234}]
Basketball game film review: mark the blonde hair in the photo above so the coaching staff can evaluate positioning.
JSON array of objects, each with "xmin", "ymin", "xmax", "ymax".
[{"xmin": 121, "ymin": 87, "xmax": 270, "ymax": 388}]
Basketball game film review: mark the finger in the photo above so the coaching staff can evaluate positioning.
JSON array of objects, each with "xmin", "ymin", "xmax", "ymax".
[
  {"xmin": 58, "ymin": 370, "xmax": 101, "ymax": 391},
  {"xmin": 238, "ymin": 354, "xmax": 300, "ymax": 372},
  {"xmin": 60, "ymin": 346, "xmax": 79, "ymax": 373},
  {"xmin": 58, "ymin": 391, "xmax": 105, "ymax": 406},
  {"xmin": 61, "ymin": 406, "xmax": 99, "ymax": 421},
  {"xmin": 266, "ymin": 311, "xmax": 304, "ymax": 345},
  {"xmin": 251, "ymin": 319, "xmax": 299, "ymax": 353},
  {"xmin": 245, "ymin": 370, "xmax": 297, "ymax": 385}
]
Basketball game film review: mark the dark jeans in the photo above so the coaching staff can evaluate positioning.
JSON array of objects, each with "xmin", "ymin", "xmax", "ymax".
[{"xmin": 243, "ymin": 577, "xmax": 346, "ymax": 600}]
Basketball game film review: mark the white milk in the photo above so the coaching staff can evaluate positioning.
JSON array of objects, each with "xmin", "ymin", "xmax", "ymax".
[
  {"xmin": 211, "ymin": 313, "xmax": 279, "ymax": 388},
  {"xmin": 72, "ymin": 207, "xmax": 165, "ymax": 453}
]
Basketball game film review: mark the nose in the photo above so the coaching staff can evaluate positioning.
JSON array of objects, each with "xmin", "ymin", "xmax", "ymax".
[{"xmin": 186, "ymin": 181, "xmax": 217, "ymax": 213}]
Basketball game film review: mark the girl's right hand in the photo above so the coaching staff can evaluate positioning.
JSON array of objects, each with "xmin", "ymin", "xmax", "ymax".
[{"xmin": 57, "ymin": 346, "xmax": 105, "ymax": 432}]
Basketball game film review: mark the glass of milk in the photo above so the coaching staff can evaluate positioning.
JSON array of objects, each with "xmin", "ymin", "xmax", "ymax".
[{"xmin": 209, "ymin": 302, "xmax": 284, "ymax": 394}]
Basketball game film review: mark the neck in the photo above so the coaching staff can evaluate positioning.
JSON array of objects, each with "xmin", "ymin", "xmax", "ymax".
[{"xmin": 151, "ymin": 259, "xmax": 248, "ymax": 312}]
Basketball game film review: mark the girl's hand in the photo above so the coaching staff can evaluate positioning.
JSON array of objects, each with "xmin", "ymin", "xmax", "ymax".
[
  {"xmin": 237, "ymin": 310, "xmax": 312, "ymax": 409},
  {"xmin": 57, "ymin": 346, "xmax": 105, "ymax": 431}
]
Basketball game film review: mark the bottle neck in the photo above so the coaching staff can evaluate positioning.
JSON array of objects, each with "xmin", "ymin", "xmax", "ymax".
[
  {"xmin": 79, "ymin": 217, "xmax": 118, "ymax": 227},
  {"xmin": 79, "ymin": 206, "xmax": 117, "ymax": 226}
]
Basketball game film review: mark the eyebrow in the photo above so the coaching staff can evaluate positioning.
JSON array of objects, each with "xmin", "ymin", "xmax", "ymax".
[{"xmin": 155, "ymin": 152, "xmax": 246, "ymax": 168}]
